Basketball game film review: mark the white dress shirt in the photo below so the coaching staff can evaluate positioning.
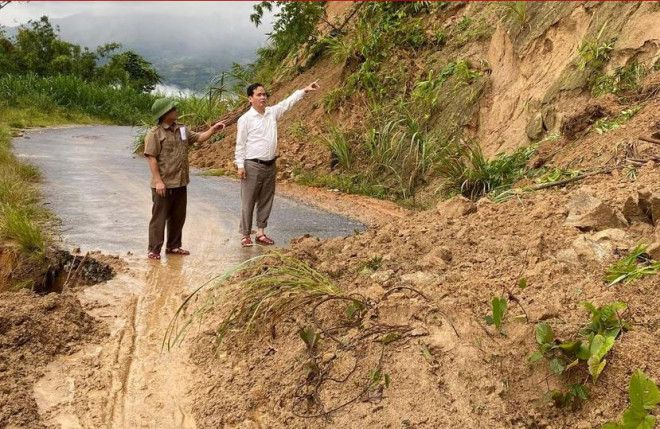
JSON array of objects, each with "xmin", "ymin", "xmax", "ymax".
[{"xmin": 235, "ymin": 89, "xmax": 306, "ymax": 168}]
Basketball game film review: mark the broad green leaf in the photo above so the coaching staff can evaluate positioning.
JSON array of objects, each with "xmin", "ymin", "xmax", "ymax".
[
  {"xmin": 518, "ymin": 278, "xmax": 528, "ymax": 289},
  {"xmin": 535, "ymin": 323, "xmax": 554, "ymax": 345},
  {"xmin": 590, "ymin": 334, "xmax": 615, "ymax": 362},
  {"xmin": 299, "ymin": 326, "xmax": 318, "ymax": 350},
  {"xmin": 558, "ymin": 340, "xmax": 582, "ymax": 356},
  {"xmin": 589, "ymin": 358, "xmax": 607, "ymax": 382},
  {"xmin": 621, "ymin": 406, "xmax": 653, "ymax": 428},
  {"xmin": 384, "ymin": 373, "xmax": 391, "ymax": 389},
  {"xmin": 577, "ymin": 342, "xmax": 591, "ymax": 360},
  {"xmin": 629, "ymin": 370, "xmax": 660, "ymax": 411},
  {"xmin": 550, "ymin": 358, "xmax": 565, "ymax": 374},
  {"xmin": 491, "ymin": 297, "xmax": 507, "ymax": 330},
  {"xmin": 528, "ymin": 351, "xmax": 544, "ymax": 364},
  {"xmin": 570, "ymin": 384, "xmax": 589, "ymax": 400},
  {"xmin": 582, "ymin": 301, "xmax": 597, "ymax": 314}
]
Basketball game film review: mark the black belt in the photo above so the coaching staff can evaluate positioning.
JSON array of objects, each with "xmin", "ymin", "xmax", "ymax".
[{"xmin": 246, "ymin": 158, "xmax": 276, "ymax": 166}]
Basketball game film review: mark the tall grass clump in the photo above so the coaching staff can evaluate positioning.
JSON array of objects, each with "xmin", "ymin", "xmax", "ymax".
[
  {"xmin": 0, "ymin": 74, "xmax": 157, "ymax": 125},
  {"xmin": 501, "ymin": 2, "xmax": 529, "ymax": 28},
  {"xmin": 436, "ymin": 140, "xmax": 535, "ymax": 200},
  {"xmin": 0, "ymin": 205, "xmax": 45, "ymax": 256},
  {"xmin": 165, "ymin": 252, "xmax": 343, "ymax": 351},
  {"xmin": 365, "ymin": 114, "xmax": 441, "ymax": 199},
  {"xmin": 320, "ymin": 125, "xmax": 352, "ymax": 170},
  {"xmin": 0, "ymin": 125, "xmax": 48, "ymax": 259}
]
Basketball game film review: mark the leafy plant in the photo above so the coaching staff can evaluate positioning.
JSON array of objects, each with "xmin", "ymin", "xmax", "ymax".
[
  {"xmin": 605, "ymin": 244, "xmax": 660, "ymax": 286},
  {"xmin": 485, "ymin": 297, "xmax": 507, "ymax": 333},
  {"xmin": 534, "ymin": 167, "xmax": 582, "ymax": 185},
  {"xmin": 299, "ymin": 326, "xmax": 319, "ymax": 351},
  {"xmin": 578, "ymin": 23, "xmax": 615, "ymax": 71},
  {"xmin": 358, "ymin": 255, "xmax": 383, "ymax": 275},
  {"xmin": 593, "ymin": 107, "xmax": 641, "ymax": 135},
  {"xmin": 598, "ymin": 370, "xmax": 660, "ymax": 429},
  {"xmin": 530, "ymin": 301, "xmax": 629, "ymax": 406},
  {"xmin": 321, "ymin": 88, "xmax": 345, "ymax": 113},
  {"xmin": 369, "ymin": 369, "xmax": 391, "ymax": 390},
  {"xmin": 592, "ymin": 61, "xmax": 648, "ymax": 97},
  {"xmin": 289, "ymin": 120, "xmax": 309, "ymax": 141}
]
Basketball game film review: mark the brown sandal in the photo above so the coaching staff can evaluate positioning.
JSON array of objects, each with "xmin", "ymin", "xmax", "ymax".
[
  {"xmin": 241, "ymin": 236, "xmax": 253, "ymax": 247},
  {"xmin": 148, "ymin": 252, "xmax": 161, "ymax": 260},
  {"xmin": 255, "ymin": 234, "xmax": 275, "ymax": 245},
  {"xmin": 166, "ymin": 248, "xmax": 190, "ymax": 255}
]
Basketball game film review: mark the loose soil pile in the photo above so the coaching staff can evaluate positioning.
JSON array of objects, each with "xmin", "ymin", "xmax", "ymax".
[
  {"xmin": 187, "ymin": 163, "xmax": 660, "ymax": 428},
  {"xmin": 0, "ymin": 290, "xmax": 102, "ymax": 429}
]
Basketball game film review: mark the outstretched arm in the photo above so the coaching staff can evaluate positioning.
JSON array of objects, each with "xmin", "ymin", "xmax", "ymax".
[
  {"xmin": 192, "ymin": 121, "xmax": 226, "ymax": 144},
  {"xmin": 272, "ymin": 80, "xmax": 320, "ymax": 120}
]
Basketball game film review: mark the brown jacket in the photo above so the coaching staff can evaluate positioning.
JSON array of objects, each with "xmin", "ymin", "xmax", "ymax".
[{"xmin": 144, "ymin": 122, "xmax": 200, "ymax": 188}]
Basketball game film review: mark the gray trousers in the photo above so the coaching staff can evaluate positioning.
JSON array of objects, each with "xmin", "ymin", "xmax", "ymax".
[
  {"xmin": 240, "ymin": 161, "xmax": 276, "ymax": 236},
  {"xmin": 148, "ymin": 186, "xmax": 187, "ymax": 253}
]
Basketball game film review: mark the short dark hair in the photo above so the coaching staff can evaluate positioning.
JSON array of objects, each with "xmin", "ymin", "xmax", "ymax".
[{"xmin": 247, "ymin": 83, "xmax": 264, "ymax": 97}]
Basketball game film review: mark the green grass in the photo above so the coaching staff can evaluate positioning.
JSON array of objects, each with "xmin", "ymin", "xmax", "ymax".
[
  {"xmin": 578, "ymin": 23, "xmax": 614, "ymax": 71},
  {"xmin": 0, "ymin": 205, "xmax": 45, "ymax": 256},
  {"xmin": 605, "ymin": 244, "xmax": 660, "ymax": 286},
  {"xmin": 435, "ymin": 140, "xmax": 536, "ymax": 200},
  {"xmin": 0, "ymin": 74, "xmax": 157, "ymax": 125},
  {"xmin": 165, "ymin": 252, "xmax": 343, "ymax": 350},
  {"xmin": 0, "ymin": 123, "xmax": 51, "ymax": 278},
  {"xmin": 319, "ymin": 125, "xmax": 352, "ymax": 170},
  {"xmin": 293, "ymin": 169, "xmax": 388, "ymax": 200}
]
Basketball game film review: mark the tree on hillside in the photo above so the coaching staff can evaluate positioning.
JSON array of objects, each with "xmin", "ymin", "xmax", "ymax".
[
  {"xmin": 99, "ymin": 50, "xmax": 160, "ymax": 93},
  {"xmin": 0, "ymin": 16, "xmax": 160, "ymax": 93},
  {"xmin": 250, "ymin": 2, "xmax": 326, "ymax": 64}
]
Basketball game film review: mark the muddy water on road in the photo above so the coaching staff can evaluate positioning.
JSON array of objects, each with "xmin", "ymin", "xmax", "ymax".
[{"xmin": 15, "ymin": 126, "xmax": 363, "ymax": 428}]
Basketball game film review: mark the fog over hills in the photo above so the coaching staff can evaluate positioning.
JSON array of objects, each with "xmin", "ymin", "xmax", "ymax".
[{"xmin": 2, "ymin": 3, "xmax": 273, "ymax": 92}]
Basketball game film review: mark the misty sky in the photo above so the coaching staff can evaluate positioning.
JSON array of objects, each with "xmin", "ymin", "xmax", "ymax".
[
  {"xmin": 0, "ymin": 1, "xmax": 270, "ymax": 27},
  {"xmin": 0, "ymin": 1, "xmax": 277, "ymax": 91}
]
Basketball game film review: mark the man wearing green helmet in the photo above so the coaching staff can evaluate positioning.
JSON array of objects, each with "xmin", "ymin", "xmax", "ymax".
[{"xmin": 144, "ymin": 98, "xmax": 226, "ymax": 260}]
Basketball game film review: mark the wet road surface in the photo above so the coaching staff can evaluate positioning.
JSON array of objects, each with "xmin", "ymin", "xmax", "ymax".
[{"xmin": 15, "ymin": 125, "xmax": 363, "ymax": 256}]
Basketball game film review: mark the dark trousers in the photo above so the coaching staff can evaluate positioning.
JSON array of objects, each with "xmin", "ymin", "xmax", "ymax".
[
  {"xmin": 148, "ymin": 186, "xmax": 187, "ymax": 254},
  {"xmin": 239, "ymin": 161, "xmax": 276, "ymax": 236}
]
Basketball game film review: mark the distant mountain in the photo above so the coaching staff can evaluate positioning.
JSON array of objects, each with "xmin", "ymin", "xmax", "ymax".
[{"xmin": 4, "ymin": 11, "xmax": 272, "ymax": 91}]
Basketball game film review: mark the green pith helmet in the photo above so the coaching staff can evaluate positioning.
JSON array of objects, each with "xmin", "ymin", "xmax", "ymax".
[{"xmin": 151, "ymin": 98, "xmax": 178, "ymax": 122}]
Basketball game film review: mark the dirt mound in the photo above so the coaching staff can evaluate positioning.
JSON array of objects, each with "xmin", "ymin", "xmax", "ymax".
[
  {"xmin": 186, "ymin": 163, "xmax": 660, "ymax": 427},
  {"xmin": 0, "ymin": 290, "xmax": 102, "ymax": 428}
]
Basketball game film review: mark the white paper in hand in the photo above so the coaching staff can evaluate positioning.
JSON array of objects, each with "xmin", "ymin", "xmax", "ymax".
[{"xmin": 180, "ymin": 126, "xmax": 187, "ymax": 141}]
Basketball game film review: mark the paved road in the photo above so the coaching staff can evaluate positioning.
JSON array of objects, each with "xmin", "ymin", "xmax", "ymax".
[{"xmin": 14, "ymin": 125, "xmax": 363, "ymax": 256}]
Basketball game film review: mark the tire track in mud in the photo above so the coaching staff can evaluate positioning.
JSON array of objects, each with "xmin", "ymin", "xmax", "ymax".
[{"xmin": 107, "ymin": 296, "xmax": 138, "ymax": 427}]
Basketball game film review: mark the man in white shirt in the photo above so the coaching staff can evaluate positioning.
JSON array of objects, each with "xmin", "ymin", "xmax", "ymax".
[{"xmin": 235, "ymin": 81, "xmax": 319, "ymax": 246}]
